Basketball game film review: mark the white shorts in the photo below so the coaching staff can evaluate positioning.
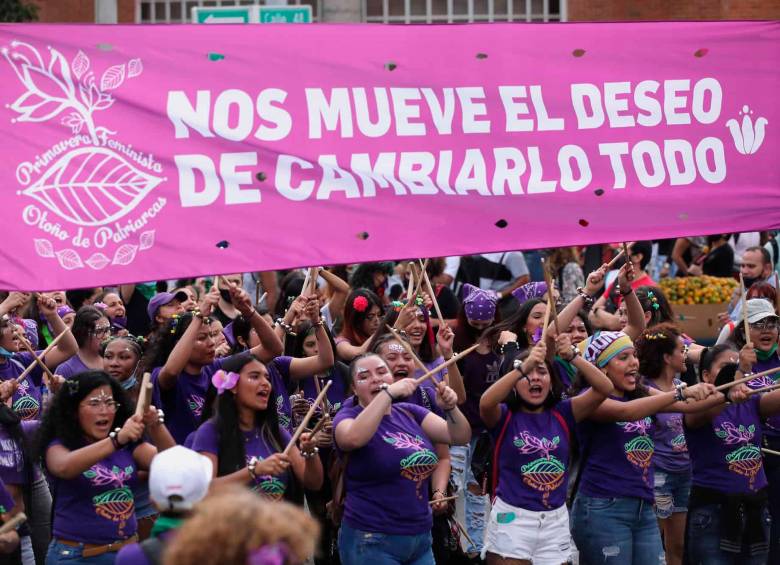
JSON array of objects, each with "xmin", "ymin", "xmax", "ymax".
[{"xmin": 482, "ymin": 496, "xmax": 571, "ymax": 565}]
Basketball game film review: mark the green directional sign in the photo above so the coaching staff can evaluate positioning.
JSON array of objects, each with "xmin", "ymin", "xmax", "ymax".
[
  {"xmin": 259, "ymin": 6, "xmax": 313, "ymax": 23},
  {"xmin": 192, "ymin": 7, "xmax": 254, "ymax": 24}
]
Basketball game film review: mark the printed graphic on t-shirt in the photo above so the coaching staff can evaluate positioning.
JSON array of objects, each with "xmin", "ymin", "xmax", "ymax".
[
  {"xmin": 514, "ymin": 431, "xmax": 564, "ymax": 508},
  {"xmin": 617, "ymin": 418, "xmax": 654, "ymax": 485},
  {"xmin": 667, "ymin": 417, "xmax": 688, "ymax": 453},
  {"xmin": 244, "ymin": 455, "xmax": 285, "ymax": 501},
  {"xmin": 382, "ymin": 432, "xmax": 438, "ymax": 499},
  {"xmin": 276, "ymin": 395, "xmax": 291, "ymax": 432},
  {"xmin": 82, "ymin": 463, "xmax": 135, "ymax": 536},
  {"xmin": 13, "ymin": 380, "xmax": 39, "ymax": 421},
  {"xmin": 187, "ymin": 394, "xmax": 204, "ymax": 419},
  {"xmin": 485, "ymin": 360, "xmax": 500, "ymax": 384},
  {"xmin": 714, "ymin": 422, "xmax": 762, "ymax": 489}
]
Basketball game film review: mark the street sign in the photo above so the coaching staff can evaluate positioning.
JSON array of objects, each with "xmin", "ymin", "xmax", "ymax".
[
  {"xmin": 191, "ymin": 7, "xmax": 255, "ymax": 24},
  {"xmin": 259, "ymin": 5, "xmax": 312, "ymax": 23}
]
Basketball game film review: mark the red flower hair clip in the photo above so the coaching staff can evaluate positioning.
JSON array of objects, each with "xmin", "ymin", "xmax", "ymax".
[{"xmin": 352, "ymin": 296, "xmax": 369, "ymax": 313}]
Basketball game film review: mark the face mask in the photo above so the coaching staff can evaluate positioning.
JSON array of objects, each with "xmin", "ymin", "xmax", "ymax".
[{"xmin": 219, "ymin": 288, "xmax": 232, "ymax": 303}]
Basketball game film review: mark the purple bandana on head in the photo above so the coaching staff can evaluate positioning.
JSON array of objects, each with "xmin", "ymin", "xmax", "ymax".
[
  {"xmin": 57, "ymin": 306, "xmax": 75, "ymax": 319},
  {"xmin": 462, "ymin": 284, "xmax": 497, "ymax": 321},
  {"xmin": 511, "ymin": 282, "xmax": 548, "ymax": 305}
]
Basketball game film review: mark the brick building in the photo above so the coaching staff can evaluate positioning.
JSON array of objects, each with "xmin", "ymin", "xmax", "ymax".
[{"xmin": 19, "ymin": 0, "xmax": 780, "ymax": 24}]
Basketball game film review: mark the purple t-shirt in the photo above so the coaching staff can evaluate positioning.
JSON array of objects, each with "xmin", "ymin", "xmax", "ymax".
[
  {"xmin": 411, "ymin": 358, "xmax": 446, "ymax": 418},
  {"xmin": 48, "ymin": 440, "xmax": 139, "ymax": 544},
  {"xmin": 267, "ymin": 356, "xmax": 295, "ymax": 435},
  {"xmin": 459, "ymin": 350, "xmax": 501, "ymax": 433},
  {"xmin": 0, "ymin": 353, "xmax": 44, "ymax": 421},
  {"xmin": 0, "ymin": 421, "xmax": 40, "ymax": 485},
  {"xmin": 647, "ymin": 379, "xmax": 690, "ymax": 474},
  {"xmin": 0, "ymin": 478, "xmax": 14, "ymax": 515},
  {"xmin": 151, "ymin": 358, "xmax": 224, "ymax": 445},
  {"xmin": 299, "ymin": 363, "xmax": 349, "ymax": 416},
  {"xmin": 334, "ymin": 402, "xmax": 437, "ymax": 535},
  {"xmin": 685, "ymin": 395, "xmax": 767, "ymax": 494},
  {"xmin": 492, "ymin": 400, "xmax": 575, "ymax": 511},
  {"xmin": 54, "ymin": 354, "xmax": 92, "ymax": 380},
  {"xmin": 747, "ymin": 353, "xmax": 780, "ymax": 439},
  {"xmin": 577, "ymin": 396, "xmax": 655, "ymax": 501},
  {"xmin": 193, "ymin": 419, "xmax": 292, "ymax": 500}
]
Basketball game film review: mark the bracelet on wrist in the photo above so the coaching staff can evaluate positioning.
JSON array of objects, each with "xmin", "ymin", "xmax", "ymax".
[
  {"xmin": 109, "ymin": 427, "xmax": 123, "ymax": 450},
  {"xmin": 248, "ymin": 456, "xmax": 258, "ymax": 479},
  {"xmin": 576, "ymin": 287, "xmax": 595, "ymax": 307},
  {"xmin": 380, "ymin": 383, "xmax": 395, "ymax": 402},
  {"xmin": 619, "ymin": 286, "xmax": 633, "ymax": 297},
  {"xmin": 674, "ymin": 382, "xmax": 688, "ymax": 402},
  {"xmin": 301, "ymin": 446, "xmax": 320, "ymax": 459}
]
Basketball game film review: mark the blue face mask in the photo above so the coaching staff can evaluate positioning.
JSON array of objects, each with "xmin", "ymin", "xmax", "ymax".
[
  {"xmin": 0, "ymin": 347, "xmax": 13, "ymax": 360},
  {"xmin": 120, "ymin": 374, "xmax": 137, "ymax": 391}
]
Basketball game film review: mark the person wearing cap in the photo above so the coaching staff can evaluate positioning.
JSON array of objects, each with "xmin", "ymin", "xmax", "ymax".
[
  {"xmin": 114, "ymin": 446, "xmax": 212, "ymax": 565},
  {"xmin": 570, "ymin": 331, "xmax": 717, "ymax": 565},
  {"xmin": 146, "ymin": 291, "xmax": 187, "ymax": 333},
  {"xmin": 685, "ymin": 340, "xmax": 780, "ymax": 565},
  {"xmin": 733, "ymin": 298, "xmax": 780, "ymax": 561}
]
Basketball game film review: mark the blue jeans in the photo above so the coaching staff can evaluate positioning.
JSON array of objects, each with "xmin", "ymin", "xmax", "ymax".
[
  {"xmin": 571, "ymin": 495, "xmax": 663, "ymax": 565},
  {"xmin": 338, "ymin": 523, "xmax": 434, "ymax": 565},
  {"xmin": 450, "ymin": 437, "xmax": 487, "ymax": 554},
  {"xmin": 686, "ymin": 503, "xmax": 770, "ymax": 565},
  {"xmin": 653, "ymin": 469, "xmax": 691, "ymax": 519},
  {"xmin": 45, "ymin": 540, "xmax": 119, "ymax": 565}
]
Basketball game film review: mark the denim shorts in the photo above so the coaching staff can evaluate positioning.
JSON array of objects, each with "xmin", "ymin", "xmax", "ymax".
[{"xmin": 653, "ymin": 469, "xmax": 691, "ymax": 519}]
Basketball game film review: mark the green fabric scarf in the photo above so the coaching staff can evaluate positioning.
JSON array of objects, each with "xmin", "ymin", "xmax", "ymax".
[
  {"xmin": 150, "ymin": 515, "xmax": 183, "ymax": 538},
  {"xmin": 756, "ymin": 343, "xmax": 779, "ymax": 362}
]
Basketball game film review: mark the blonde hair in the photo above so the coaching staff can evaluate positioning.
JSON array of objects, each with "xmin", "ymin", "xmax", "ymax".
[{"xmin": 163, "ymin": 485, "xmax": 319, "ymax": 565}]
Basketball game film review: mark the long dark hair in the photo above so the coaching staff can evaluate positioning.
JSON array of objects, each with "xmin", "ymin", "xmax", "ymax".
[
  {"xmin": 635, "ymin": 323, "xmax": 682, "ymax": 380},
  {"xmin": 36, "ymin": 370, "xmax": 132, "ymax": 458},
  {"xmin": 141, "ymin": 312, "xmax": 198, "ymax": 374},
  {"xmin": 72, "ymin": 306, "xmax": 109, "ymax": 348},
  {"xmin": 372, "ymin": 306, "xmax": 437, "ymax": 364},
  {"xmin": 229, "ymin": 306, "xmax": 269, "ymax": 355},
  {"xmin": 0, "ymin": 404, "xmax": 34, "ymax": 512},
  {"xmin": 213, "ymin": 354, "xmax": 285, "ymax": 478},
  {"xmin": 483, "ymin": 298, "xmax": 545, "ymax": 350},
  {"xmin": 338, "ymin": 289, "xmax": 382, "ymax": 347},
  {"xmin": 504, "ymin": 348, "xmax": 562, "ymax": 411},
  {"xmin": 635, "ymin": 286, "xmax": 674, "ymax": 327}
]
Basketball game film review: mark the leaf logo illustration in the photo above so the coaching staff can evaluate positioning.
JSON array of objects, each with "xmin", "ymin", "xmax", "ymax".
[
  {"xmin": 139, "ymin": 230, "xmax": 155, "ymax": 250},
  {"xmin": 127, "ymin": 59, "xmax": 142, "ymax": 78},
  {"xmin": 71, "ymin": 50, "xmax": 89, "ymax": 80},
  {"xmin": 55, "ymin": 248, "xmax": 84, "ymax": 270},
  {"xmin": 34, "ymin": 238, "xmax": 54, "ymax": 258},
  {"xmin": 100, "ymin": 64, "xmax": 125, "ymax": 91},
  {"xmin": 22, "ymin": 147, "xmax": 162, "ymax": 227},
  {"xmin": 112, "ymin": 244, "xmax": 138, "ymax": 266},
  {"xmin": 85, "ymin": 252, "xmax": 111, "ymax": 270}
]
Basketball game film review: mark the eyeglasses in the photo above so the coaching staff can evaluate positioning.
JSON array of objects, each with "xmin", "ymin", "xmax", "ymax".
[
  {"xmin": 91, "ymin": 325, "xmax": 111, "ymax": 337},
  {"xmin": 751, "ymin": 319, "xmax": 779, "ymax": 331},
  {"xmin": 83, "ymin": 399, "xmax": 121, "ymax": 412}
]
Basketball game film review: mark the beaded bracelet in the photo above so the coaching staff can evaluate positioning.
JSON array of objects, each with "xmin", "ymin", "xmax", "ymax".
[
  {"xmin": 576, "ymin": 287, "xmax": 595, "ymax": 307},
  {"xmin": 301, "ymin": 447, "xmax": 320, "ymax": 460},
  {"xmin": 275, "ymin": 318, "xmax": 295, "ymax": 335}
]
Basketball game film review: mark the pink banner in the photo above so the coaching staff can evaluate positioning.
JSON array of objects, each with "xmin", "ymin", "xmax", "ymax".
[{"xmin": 0, "ymin": 21, "xmax": 778, "ymax": 290}]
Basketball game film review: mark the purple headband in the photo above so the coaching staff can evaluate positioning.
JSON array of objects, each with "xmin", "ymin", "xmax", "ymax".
[
  {"xmin": 57, "ymin": 305, "xmax": 75, "ymax": 319},
  {"xmin": 462, "ymin": 284, "xmax": 497, "ymax": 321},
  {"xmin": 512, "ymin": 282, "xmax": 548, "ymax": 305}
]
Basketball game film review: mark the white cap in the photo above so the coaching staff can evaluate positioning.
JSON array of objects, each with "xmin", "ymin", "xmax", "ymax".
[
  {"xmin": 746, "ymin": 299, "xmax": 778, "ymax": 324},
  {"xmin": 149, "ymin": 446, "xmax": 212, "ymax": 513}
]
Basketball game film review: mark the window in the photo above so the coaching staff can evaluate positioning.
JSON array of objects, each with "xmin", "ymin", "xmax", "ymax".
[{"xmin": 363, "ymin": 0, "xmax": 566, "ymax": 23}]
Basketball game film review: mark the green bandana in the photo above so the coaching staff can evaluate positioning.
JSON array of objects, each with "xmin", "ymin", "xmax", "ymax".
[
  {"xmin": 755, "ymin": 343, "xmax": 779, "ymax": 362},
  {"xmin": 150, "ymin": 515, "xmax": 184, "ymax": 538}
]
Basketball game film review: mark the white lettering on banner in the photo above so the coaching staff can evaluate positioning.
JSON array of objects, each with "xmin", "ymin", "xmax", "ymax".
[
  {"xmin": 499, "ymin": 85, "xmax": 566, "ymax": 132},
  {"xmin": 571, "ymin": 78, "xmax": 722, "ymax": 129},
  {"xmin": 177, "ymin": 153, "xmax": 260, "ymax": 205},
  {"xmin": 167, "ymin": 89, "xmax": 292, "ymax": 141}
]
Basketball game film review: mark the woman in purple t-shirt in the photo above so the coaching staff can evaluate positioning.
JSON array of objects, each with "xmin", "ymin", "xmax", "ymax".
[
  {"xmin": 635, "ymin": 324, "xmax": 692, "ymax": 565},
  {"xmin": 37, "ymin": 370, "xmax": 175, "ymax": 565},
  {"xmin": 54, "ymin": 306, "xmax": 110, "ymax": 380},
  {"xmin": 570, "ymin": 330, "xmax": 717, "ymax": 565},
  {"xmin": 684, "ymin": 342, "xmax": 780, "ymax": 564},
  {"xmin": 334, "ymin": 353, "xmax": 470, "ymax": 565},
  {"xmin": 143, "ymin": 286, "xmax": 283, "ymax": 444},
  {"xmin": 479, "ymin": 338, "xmax": 613, "ymax": 565},
  {"xmin": 193, "ymin": 353, "xmax": 324, "ymax": 501}
]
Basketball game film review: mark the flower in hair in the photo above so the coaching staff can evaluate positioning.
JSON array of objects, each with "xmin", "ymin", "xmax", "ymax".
[
  {"xmin": 644, "ymin": 331, "xmax": 667, "ymax": 340},
  {"xmin": 352, "ymin": 296, "xmax": 369, "ymax": 313},
  {"xmin": 211, "ymin": 370, "xmax": 240, "ymax": 395},
  {"xmin": 247, "ymin": 543, "xmax": 289, "ymax": 565},
  {"xmin": 647, "ymin": 291, "xmax": 660, "ymax": 311},
  {"xmin": 390, "ymin": 300, "xmax": 405, "ymax": 313}
]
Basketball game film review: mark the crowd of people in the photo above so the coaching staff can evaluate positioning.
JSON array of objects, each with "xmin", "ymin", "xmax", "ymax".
[{"xmin": 0, "ymin": 232, "xmax": 778, "ymax": 565}]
